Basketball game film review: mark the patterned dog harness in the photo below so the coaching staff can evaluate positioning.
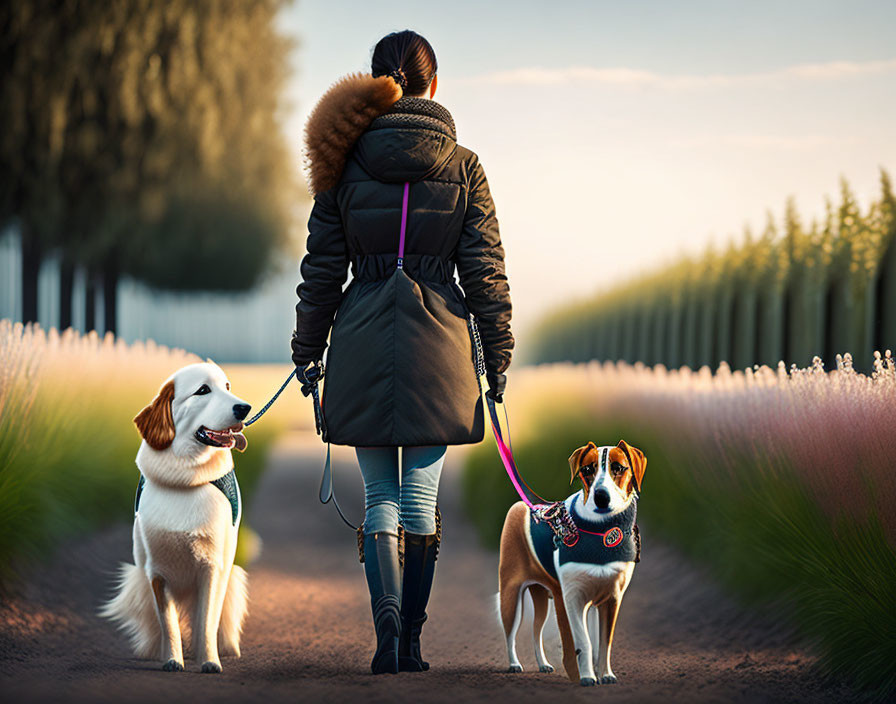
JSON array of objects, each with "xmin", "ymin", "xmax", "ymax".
[
  {"xmin": 529, "ymin": 498, "xmax": 639, "ymax": 581},
  {"xmin": 134, "ymin": 469, "xmax": 242, "ymax": 526}
]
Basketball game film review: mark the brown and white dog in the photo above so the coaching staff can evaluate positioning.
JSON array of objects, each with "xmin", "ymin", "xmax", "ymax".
[
  {"xmin": 101, "ymin": 362, "xmax": 251, "ymax": 673},
  {"xmin": 498, "ymin": 440, "xmax": 646, "ymax": 686}
]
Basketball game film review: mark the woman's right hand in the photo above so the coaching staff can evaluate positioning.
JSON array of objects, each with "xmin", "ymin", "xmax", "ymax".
[{"xmin": 486, "ymin": 372, "xmax": 506, "ymax": 403}]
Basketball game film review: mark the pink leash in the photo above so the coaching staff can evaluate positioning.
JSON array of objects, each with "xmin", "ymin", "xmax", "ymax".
[{"xmin": 486, "ymin": 396, "xmax": 546, "ymax": 509}]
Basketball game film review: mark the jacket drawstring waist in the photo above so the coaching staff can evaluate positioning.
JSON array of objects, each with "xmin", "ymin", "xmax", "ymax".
[{"xmin": 352, "ymin": 253, "xmax": 456, "ymax": 284}]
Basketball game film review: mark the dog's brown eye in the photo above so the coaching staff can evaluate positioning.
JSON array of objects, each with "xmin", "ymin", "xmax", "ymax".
[
  {"xmin": 194, "ymin": 384, "xmax": 211, "ymax": 396},
  {"xmin": 611, "ymin": 462, "xmax": 626, "ymax": 475}
]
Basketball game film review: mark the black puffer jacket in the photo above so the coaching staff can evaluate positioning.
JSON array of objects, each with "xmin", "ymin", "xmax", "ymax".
[{"xmin": 292, "ymin": 74, "xmax": 513, "ymax": 446}]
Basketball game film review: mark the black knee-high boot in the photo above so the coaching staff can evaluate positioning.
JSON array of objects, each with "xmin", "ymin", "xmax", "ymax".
[
  {"xmin": 398, "ymin": 532, "xmax": 438, "ymax": 672},
  {"xmin": 363, "ymin": 531, "xmax": 401, "ymax": 674}
]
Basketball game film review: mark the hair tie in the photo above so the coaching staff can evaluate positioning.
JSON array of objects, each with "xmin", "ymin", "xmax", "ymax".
[{"xmin": 389, "ymin": 68, "xmax": 408, "ymax": 90}]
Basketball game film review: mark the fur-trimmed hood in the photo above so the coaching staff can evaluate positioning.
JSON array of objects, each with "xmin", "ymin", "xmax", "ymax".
[
  {"xmin": 303, "ymin": 73, "xmax": 402, "ymax": 196},
  {"xmin": 303, "ymin": 73, "xmax": 458, "ymax": 196}
]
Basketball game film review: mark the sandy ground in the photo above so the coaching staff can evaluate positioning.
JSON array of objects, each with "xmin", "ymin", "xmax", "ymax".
[{"xmin": 0, "ymin": 432, "xmax": 860, "ymax": 703}]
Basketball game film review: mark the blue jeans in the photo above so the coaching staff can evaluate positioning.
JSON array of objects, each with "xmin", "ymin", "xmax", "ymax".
[{"xmin": 356, "ymin": 446, "xmax": 447, "ymax": 535}]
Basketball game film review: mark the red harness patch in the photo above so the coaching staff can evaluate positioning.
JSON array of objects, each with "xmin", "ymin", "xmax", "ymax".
[{"xmin": 603, "ymin": 526, "xmax": 624, "ymax": 548}]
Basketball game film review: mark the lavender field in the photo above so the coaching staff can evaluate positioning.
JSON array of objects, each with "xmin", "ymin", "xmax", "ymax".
[{"xmin": 464, "ymin": 353, "xmax": 896, "ymax": 697}]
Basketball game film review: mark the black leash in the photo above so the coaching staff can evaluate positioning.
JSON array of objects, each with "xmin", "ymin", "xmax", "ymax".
[
  {"xmin": 298, "ymin": 361, "xmax": 327, "ymax": 439},
  {"xmin": 244, "ymin": 369, "xmax": 298, "ymax": 427},
  {"xmin": 298, "ymin": 361, "xmax": 359, "ymax": 530},
  {"xmin": 241, "ymin": 362, "xmax": 358, "ymax": 530},
  {"xmin": 243, "ymin": 362, "xmax": 328, "ymax": 432},
  {"xmin": 318, "ymin": 445, "xmax": 359, "ymax": 530}
]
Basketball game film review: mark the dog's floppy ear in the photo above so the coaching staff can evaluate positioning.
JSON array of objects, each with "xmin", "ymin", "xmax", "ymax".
[
  {"xmin": 617, "ymin": 440, "xmax": 646, "ymax": 492},
  {"xmin": 568, "ymin": 442, "xmax": 598, "ymax": 484},
  {"xmin": 134, "ymin": 381, "xmax": 176, "ymax": 450}
]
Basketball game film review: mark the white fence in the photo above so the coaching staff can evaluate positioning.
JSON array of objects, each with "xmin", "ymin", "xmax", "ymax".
[{"xmin": 0, "ymin": 226, "xmax": 301, "ymax": 363}]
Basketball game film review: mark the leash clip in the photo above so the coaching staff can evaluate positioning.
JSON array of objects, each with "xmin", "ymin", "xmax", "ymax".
[{"xmin": 533, "ymin": 501, "xmax": 580, "ymax": 548}]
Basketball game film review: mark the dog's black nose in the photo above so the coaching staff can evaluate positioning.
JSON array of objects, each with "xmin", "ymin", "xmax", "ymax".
[
  {"xmin": 594, "ymin": 488, "xmax": 611, "ymax": 509},
  {"xmin": 233, "ymin": 403, "xmax": 251, "ymax": 421}
]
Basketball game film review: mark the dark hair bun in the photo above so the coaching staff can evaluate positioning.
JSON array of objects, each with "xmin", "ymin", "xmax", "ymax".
[{"xmin": 372, "ymin": 30, "xmax": 437, "ymax": 96}]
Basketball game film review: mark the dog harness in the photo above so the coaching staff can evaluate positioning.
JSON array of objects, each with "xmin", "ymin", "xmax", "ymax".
[
  {"xmin": 529, "ymin": 497, "xmax": 639, "ymax": 581},
  {"xmin": 134, "ymin": 469, "xmax": 242, "ymax": 526}
]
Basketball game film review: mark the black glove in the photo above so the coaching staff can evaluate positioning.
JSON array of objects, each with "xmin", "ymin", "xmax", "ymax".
[
  {"xmin": 298, "ymin": 359, "xmax": 324, "ymax": 391},
  {"xmin": 486, "ymin": 372, "xmax": 506, "ymax": 403},
  {"xmin": 295, "ymin": 359, "xmax": 326, "ymax": 438},
  {"xmin": 290, "ymin": 330, "xmax": 305, "ymax": 370}
]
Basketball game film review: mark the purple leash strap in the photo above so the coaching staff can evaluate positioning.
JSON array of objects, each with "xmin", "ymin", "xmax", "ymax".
[
  {"xmin": 319, "ymin": 180, "xmax": 411, "ymax": 532},
  {"xmin": 397, "ymin": 181, "xmax": 409, "ymax": 269}
]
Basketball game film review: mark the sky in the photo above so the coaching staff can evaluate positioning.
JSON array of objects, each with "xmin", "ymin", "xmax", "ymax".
[{"xmin": 277, "ymin": 0, "xmax": 896, "ymax": 345}]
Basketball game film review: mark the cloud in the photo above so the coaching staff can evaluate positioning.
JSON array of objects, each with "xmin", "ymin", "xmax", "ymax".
[
  {"xmin": 668, "ymin": 133, "xmax": 864, "ymax": 151},
  {"xmin": 464, "ymin": 58, "xmax": 896, "ymax": 90}
]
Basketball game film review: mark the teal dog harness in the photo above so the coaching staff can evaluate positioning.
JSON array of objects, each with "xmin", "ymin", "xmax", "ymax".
[
  {"xmin": 134, "ymin": 469, "xmax": 242, "ymax": 526},
  {"xmin": 530, "ymin": 498, "xmax": 639, "ymax": 581}
]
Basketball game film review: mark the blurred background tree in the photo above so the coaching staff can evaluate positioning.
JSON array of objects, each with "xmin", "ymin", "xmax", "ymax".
[
  {"xmin": 0, "ymin": 0, "xmax": 295, "ymax": 333},
  {"xmin": 0, "ymin": 3, "xmax": 67, "ymax": 326}
]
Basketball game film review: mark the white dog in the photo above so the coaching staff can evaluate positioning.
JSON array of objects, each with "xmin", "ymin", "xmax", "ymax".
[{"xmin": 101, "ymin": 362, "xmax": 251, "ymax": 673}]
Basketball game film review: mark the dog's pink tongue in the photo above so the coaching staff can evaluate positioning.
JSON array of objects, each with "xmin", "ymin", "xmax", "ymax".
[{"xmin": 233, "ymin": 432, "xmax": 248, "ymax": 453}]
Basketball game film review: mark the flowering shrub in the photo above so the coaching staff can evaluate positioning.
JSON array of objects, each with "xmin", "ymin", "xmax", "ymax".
[{"xmin": 463, "ymin": 352, "xmax": 896, "ymax": 697}]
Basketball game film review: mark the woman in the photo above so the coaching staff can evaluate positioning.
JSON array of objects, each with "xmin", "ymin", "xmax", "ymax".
[{"xmin": 291, "ymin": 30, "xmax": 513, "ymax": 675}]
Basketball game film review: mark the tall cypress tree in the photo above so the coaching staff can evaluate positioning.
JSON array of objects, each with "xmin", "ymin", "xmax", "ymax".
[
  {"xmin": 0, "ymin": 2, "xmax": 68, "ymax": 324},
  {"xmin": 1, "ymin": 0, "xmax": 296, "ymax": 333}
]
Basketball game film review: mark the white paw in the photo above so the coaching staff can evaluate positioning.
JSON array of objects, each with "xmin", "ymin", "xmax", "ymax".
[
  {"xmin": 580, "ymin": 677, "xmax": 596, "ymax": 686},
  {"xmin": 539, "ymin": 664, "xmax": 554, "ymax": 673},
  {"xmin": 508, "ymin": 664, "xmax": 523, "ymax": 673},
  {"xmin": 600, "ymin": 673, "xmax": 617, "ymax": 684}
]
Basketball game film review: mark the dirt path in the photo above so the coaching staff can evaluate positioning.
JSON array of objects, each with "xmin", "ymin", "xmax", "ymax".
[{"xmin": 1, "ymin": 432, "xmax": 859, "ymax": 703}]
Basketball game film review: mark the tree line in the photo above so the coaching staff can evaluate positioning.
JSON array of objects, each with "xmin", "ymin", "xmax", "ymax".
[
  {"xmin": 0, "ymin": 0, "xmax": 296, "ymax": 334},
  {"xmin": 529, "ymin": 171, "xmax": 896, "ymax": 374}
]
